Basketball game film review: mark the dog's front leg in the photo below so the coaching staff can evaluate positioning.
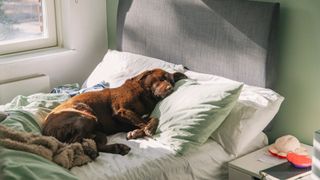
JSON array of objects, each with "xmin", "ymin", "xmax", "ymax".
[
  {"xmin": 143, "ymin": 117, "xmax": 159, "ymax": 137},
  {"xmin": 113, "ymin": 108, "xmax": 151, "ymax": 139},
  {"xmin": 113, "ymin": 108, "xmax": 147, "ymax": 128}
]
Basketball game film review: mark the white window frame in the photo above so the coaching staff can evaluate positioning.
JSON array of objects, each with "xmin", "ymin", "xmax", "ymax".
[{"xmin": 0, "ymin": 0, "xmax": 57, "ymax": 55}]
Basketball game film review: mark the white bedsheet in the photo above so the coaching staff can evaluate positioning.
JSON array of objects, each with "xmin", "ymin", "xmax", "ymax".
[{"xmin": 71, "ymin": 133, "xmax": 267, "ymax": 180}]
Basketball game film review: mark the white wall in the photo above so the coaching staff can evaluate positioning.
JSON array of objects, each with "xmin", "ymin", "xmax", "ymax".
[{"xmin": 0, "ymin": 0, "xmax": 107, "ymax": 89}]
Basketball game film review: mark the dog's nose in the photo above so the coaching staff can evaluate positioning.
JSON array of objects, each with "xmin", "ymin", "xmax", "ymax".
[{"xmin": 166, "ymin": 85, "xmax": 173, "ymax": 93}]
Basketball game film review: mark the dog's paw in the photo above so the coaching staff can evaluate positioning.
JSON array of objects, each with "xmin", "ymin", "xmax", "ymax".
[
  {"xmin": 83, "ymin": 146, "xmax": 99, "ymax": 160},
  {"xmin": 114, "ymin": 143, "xmax": 131, "ymax": 156},
  {"xmin": 126, "ymin": 129, "xmax": 145, "ymax": 140},
  {"xmin": 144, "ymin": 125, "xmax": 157, "ymax": 137},
  {"xmin": 144, "ymin": 129, "xmax": 153, "ymax": 137},
  {"xmin": 82, "ymin": 139, "xmax": 99, "ymax": 160}
]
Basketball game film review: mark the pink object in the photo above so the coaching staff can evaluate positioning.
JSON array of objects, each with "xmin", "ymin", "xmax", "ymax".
[{"xmin": 287, "ymin": 152, "xmax": 312, "ymax": 168}]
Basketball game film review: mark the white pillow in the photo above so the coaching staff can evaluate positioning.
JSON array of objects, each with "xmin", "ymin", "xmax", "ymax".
[
  {"xmin": 238, "ymin": 132, "xmax": 268, "ymax": 157},
  {"xmin": 83, "ymin": 50, "xmax": 185, "ymax": 88},
  {"xmin": 185, "ymin": 70, "xmax": 284, "ymax": 156},
  {"xmin": 151, "ymin": 79, "xmax": 243, "ymax": 154}
]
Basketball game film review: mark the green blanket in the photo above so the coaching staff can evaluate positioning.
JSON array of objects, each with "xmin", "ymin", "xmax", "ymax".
[{"xmin": 0, "ymin": 93, "xmax": 79, "ymax": 180}]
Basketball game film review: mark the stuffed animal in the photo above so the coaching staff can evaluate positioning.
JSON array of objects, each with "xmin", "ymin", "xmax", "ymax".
[{"xmin": 0, "ymin": 124, "xmax": 98, "ymax": 169}]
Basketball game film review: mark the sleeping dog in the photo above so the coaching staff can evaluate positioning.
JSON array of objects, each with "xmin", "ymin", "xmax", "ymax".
[{"xmin": 42, "ymin": 69, "xmax": 187, "ymax": 156}]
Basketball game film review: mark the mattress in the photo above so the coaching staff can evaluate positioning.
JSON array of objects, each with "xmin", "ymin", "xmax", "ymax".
[{"xmin": 71, "ymin": 132, "xmax": 267, "ymax": 180}]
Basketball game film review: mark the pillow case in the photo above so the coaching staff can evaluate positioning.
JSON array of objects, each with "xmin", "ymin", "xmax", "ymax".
[
  {"xmin": 185, "ymin": 70, "xmax": 284, "ymax": 156},
  {"xmin": 83, "ymin": 50, "xmax": 184, "ymax": 88},
  {"xmin": 151, "ymin": 79, "xmax": 243, "ymax": 154}
]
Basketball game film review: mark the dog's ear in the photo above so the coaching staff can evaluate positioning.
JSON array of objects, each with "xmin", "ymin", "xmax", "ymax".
[
  {"xmin": 134, "ymin": 70, "xmax": 153, "ymax": 81},
  {"xmin": 173, "ymin": 72, "xmax": 188, "ymax": 82}
]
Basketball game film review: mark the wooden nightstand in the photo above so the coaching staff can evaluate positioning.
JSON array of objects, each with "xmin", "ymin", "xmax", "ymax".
[{"xmin": 228, "ymin": 144, "xmax": 313, "ymax": 180}]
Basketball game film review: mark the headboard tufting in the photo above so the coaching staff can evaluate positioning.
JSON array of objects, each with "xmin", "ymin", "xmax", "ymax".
[{"xmin": 117, "ymin": 0, "xmax": 279, "ymax": 88}]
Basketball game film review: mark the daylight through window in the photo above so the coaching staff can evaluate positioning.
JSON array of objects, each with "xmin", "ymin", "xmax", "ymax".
[{"xmin": 0, "ymin": 0, "xmax": 56, "ymax": 55}]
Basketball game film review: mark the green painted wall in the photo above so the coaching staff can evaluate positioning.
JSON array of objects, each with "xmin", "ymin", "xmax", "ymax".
[
  {"xmin": 256, "ymin": 0, "xmax": 320, "ymax": 145},
  {"xmin": 107, "ymin": 0, "xmax": 320, "ymax": 145},
  {"xmin": 106, "ymin": 0, "xmax": 118, "ymax": 49}
]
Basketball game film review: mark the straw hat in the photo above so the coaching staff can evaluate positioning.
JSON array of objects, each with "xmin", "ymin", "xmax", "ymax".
[{"xmin": 268, "ymin": 135, "xmax": 308, "ymax": 158}]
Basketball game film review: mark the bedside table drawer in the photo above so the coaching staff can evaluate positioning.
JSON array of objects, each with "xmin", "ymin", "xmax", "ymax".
[{"xmin": 229, "ymin": 167, "xmax": 259, "ymax": 180}]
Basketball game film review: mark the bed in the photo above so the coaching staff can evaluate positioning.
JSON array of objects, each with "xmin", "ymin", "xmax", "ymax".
[{"xmin": 0, "ymin": 0, "xmax": 280, "ymax": 180}]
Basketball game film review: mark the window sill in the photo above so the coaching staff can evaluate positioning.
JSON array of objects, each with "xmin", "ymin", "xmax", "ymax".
[{"xmin": 0, "ymin": 47, "xmax": 76, "ymax": 65}]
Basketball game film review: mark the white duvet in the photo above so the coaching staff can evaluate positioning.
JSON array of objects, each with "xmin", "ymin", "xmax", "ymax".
[
  {"xmin": 71, "ymin": 133, "xmax": 267, "ymax": 180},
  {"xmin": 76, "ymin": 51, "xmax": 268, "ymax": 179}
]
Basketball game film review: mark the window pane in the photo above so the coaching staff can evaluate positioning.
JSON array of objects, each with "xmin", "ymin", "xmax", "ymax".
[{"xmin": 0, "ymin": 0, "xmax": 44, "ymax": 44}]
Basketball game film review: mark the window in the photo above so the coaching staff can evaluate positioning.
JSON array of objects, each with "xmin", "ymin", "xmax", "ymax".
[{"xmin": 0, "ymin": 0, "xmax": 57, "ymax": 55}]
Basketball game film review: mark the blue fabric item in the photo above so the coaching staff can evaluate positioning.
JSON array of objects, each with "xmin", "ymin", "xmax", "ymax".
[
  {"xmin": 79, "ymin": 81, "xmax": 109, "ymax": 94},
  {"xmin": 51, "ymin": 83, "xmax": 80, "ymax": 97},
  {"xmin": 51, "ymin": 81, "xmax": 109, "ymax": 97}
]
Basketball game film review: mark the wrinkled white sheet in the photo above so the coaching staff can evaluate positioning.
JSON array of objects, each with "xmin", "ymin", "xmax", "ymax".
[{"xmin": 71, "ymin": 133, "xmax": 267, "ymax": 180}]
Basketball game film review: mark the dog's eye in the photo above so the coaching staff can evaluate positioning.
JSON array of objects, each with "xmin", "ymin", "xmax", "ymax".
[{"xmin": 164, "ymin": 74, "xmax": 174, "ymax": 84}]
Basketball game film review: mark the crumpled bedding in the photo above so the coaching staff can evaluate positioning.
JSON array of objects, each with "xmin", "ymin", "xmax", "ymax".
[
  {"xmin": 0, "ymin": 93, "xmax": 79, "ymax": 180},
  {"xmin": 71, "ymin": 132, "xmax": 267, "ymax": 180},
  {"xmin": 0, "ymin": 92, "xmax": 267, "ymax": 180},
  {"xmin": 0, "ymin": 93, "xmax": 70, "ymax": 130}
]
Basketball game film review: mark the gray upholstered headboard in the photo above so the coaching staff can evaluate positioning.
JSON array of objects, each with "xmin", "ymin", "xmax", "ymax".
[{"xmin": 117, "ymin": 0, "xmax": 279, "ymax": 88}]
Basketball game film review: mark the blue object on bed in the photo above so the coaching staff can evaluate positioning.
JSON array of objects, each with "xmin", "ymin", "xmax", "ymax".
[{"xmin": 51, "ymin": 81, "xmax": 109, "ymax": 97}]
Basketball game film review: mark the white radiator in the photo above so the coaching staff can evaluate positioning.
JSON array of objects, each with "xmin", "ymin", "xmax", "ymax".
[{"xmin": 0, "ymin": 74, "xmax": 50, "ymax": 104}]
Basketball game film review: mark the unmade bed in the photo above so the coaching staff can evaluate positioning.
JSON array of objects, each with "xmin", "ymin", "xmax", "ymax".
[
  {"xmin": 71, "ymin": 132, "xmax": 267, "ymax": 180},
  {"xmin": 0, "ymin": 0, "xmax": 280, "ymax": 180}
]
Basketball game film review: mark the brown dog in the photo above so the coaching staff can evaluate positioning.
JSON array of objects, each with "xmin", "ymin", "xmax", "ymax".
[{"xmin": 42, "ymin": 69, "xmax": 187, "ymax": 156}]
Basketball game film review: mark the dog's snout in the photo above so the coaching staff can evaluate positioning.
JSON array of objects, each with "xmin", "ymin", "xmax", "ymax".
[
  {"xmin": 164, "ymin": 84, "xmax": 174, "ymax": 97},
  {"xmin": 153, "ymin": 81, "xmax": 174, "ymax": 99}
]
